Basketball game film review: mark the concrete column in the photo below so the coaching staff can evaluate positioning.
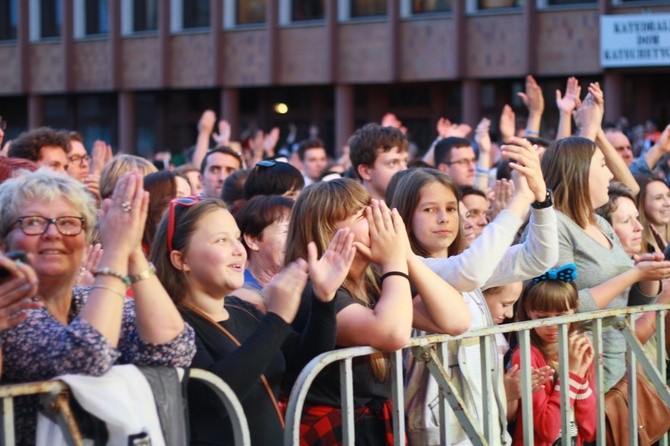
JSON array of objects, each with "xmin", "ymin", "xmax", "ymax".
[
  {"xmin": 118, "ymin": 91, "xmax": 135, "ymax": 153},
  {"xmin": 335, "ymin": 85, "xmax": 354, "ymax": 154},
  {"xmin": 462, "ymin": 79, "xmax": 481, "ymax": 127},
  {"xmin": 604, "ymin": 72, "xmax": 624, "ymax": 125},
  {"xmin": 221, "ymin": 88, "xmax": 239, "ymax": 141},
  {"xmin": 27, "ymin": 95, "xmax": 43, "ymax": 129}
]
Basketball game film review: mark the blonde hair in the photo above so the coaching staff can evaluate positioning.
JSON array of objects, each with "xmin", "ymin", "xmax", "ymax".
[{"xmin": 100, "ymin": 154, "xmax": 157, "ymax": 199}]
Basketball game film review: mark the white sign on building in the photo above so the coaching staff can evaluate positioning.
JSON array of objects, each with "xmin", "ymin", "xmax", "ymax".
[{"xmin": 600, "ymin": 13, "xmax": 670, "ymax": 68}]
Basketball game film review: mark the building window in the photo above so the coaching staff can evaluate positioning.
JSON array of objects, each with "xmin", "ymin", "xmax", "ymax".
[
  {"xmin": 237, "ymin": 0, "xmax": 266, "ymax": 25},
  {"xmin": 183, "ymin": 0, "xmax": 209, "ymax": 29},
  {"xmin": 30, "ymin": 0, "xmax": 62, "ymax": 40},
  {"xmin": 477, "ymin": 0, "xmax": 521, "ymax": 9},
  {"xmin": 0, "ymin": 0, "xmax": 18, "ymax": 41},
  {"xmin": 291, "ymin": 0, "xmax": 324, "ymax": 21},
  {"xmin": 74, "ymin": 0, "xmax": 108, "ymax": 37},
  {"xmin": 121, "ymin": 0, "xmax": 158, "ymax": 35},
  {"xmin": 133, "ymin": 0, "xmax": 157, "ymax": 32},
  {"xmin": 350, "ymin": 0, "xmax": 386, "ymax": 18},
  {"xmin": 171, "ymin": 0, "xmax": 209, "ymax": 31},
  {"xmin": 412, "ymin": 0, "xmax": 451, "ymax": 14},
  {"xmin": 543, "ymin": 0, "xmax": 596, "ymax": 5}
]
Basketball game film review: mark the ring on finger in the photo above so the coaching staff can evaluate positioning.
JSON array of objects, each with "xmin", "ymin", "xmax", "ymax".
[{"xmin": 121, "ymin": 201, "xmax": 132, "ymax": 213}]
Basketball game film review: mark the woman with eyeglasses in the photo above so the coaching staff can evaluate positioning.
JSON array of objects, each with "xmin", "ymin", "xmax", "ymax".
[
  {"xmin": 0, "ymin": 169, "xmax": 195, "ymax": 444},
  {"xmin": 150, "ymin": 196, "xmax": 347, "ymax": 446}
]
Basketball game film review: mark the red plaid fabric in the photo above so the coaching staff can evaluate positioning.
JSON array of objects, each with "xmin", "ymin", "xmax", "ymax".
[{"xmin": 297, "ymin": 399, "xmax": 405, "ymax": 446}]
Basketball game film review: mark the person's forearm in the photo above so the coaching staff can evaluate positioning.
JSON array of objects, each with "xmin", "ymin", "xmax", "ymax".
[
  {"xmin": 525, "ymin": 111, "xmax": 542, "ymax": 135},
  {"xmin": 643, "ymin": 144, "xmax": 664, "ymax": 171},
  {"xmin": 192, "ymin": 130, "xmax": 211, "ymax": 169},
  {"xmin": 556, "ymin": 111, "xmax": 572, "ymax": 140},
  {"xmin": 129, "ymin": 252, "xmax": 186, "ymax": 344}
]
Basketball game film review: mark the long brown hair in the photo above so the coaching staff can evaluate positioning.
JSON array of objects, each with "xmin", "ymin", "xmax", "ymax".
[
  {"xmin": 143, "ymin": 170, "xmax": 177, "ymax": 249},
  {"xmin": 541, "ymin": 137, "xmax": 597, "ymax": 228},
  {"xmin": 284, "ymin": 178, "xmax": 388, "ymax": 380},
  {"xmin": 386, "ymin": 167, "xmax": 467, "ymax": 257}
]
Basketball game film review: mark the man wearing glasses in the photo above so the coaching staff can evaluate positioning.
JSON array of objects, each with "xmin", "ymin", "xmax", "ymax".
[
  {"xmin": 7, "ymin": 127, "xmax": 70, "ymax": 173},
  {"xmin": 434, "ymin": 136, "xmax": 478, "ymax": 187}
]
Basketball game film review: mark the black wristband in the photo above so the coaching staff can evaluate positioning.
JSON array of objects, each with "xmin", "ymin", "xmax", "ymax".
[{"xmin": 381, "ymin": 271, "xmax": 410, "ymax": 282}]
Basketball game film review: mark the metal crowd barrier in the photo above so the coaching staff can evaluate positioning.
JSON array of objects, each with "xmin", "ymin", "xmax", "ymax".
[
  {"xmin": 0, "ymin": 368, "xmax": 250, "ymax": 446},
  {"xmin": 284, "ymin": 304, "xmax": 670, "ymax": 446}
]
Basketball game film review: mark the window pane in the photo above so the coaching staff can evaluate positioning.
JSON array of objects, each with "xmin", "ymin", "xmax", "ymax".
[
  {"xmin": 350, "ymin": 0, "xmax": 387, "ymax": 17},
  {"xmin": 478, "ymin": 0, "xmax": 521, "ymax": 8},
  {"xmin": 547, "ymin": 0, "xmax": 595, "ymax": 4},
  {"xmin": 85, "ymin": 0, "xmax": 108, "ymax": 35},
  {"xmin": 0, "ymin": 0, "xmax": 18, "ymax": 40},
  {"xmin": 41, "ymin": 0, "xmax": 62, "ymax": 38},
  {"xmin": 237, "ymin": 0, "xmax": 265, "ymax": 25},
  {"xmin": 291, "ymin": 0, "xmax": 324, "ymax": 21},
  {"xmin": 412, "ymin": 0, "xmax": 451, "ymax": 14},
  {"xmin": 133, "ymin": 0, "xmax": 157, "ymax": 32},
  {"xmin": 183, "ymin": 0, "xmax": 210, "ymax": 29}
]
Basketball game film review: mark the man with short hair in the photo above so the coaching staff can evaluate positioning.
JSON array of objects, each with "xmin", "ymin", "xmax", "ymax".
[
  {"xmin": 349, "ymin": 123, "xmax": 408, "ymax": 200},
  {"xmin": 200, "ymin": 147, "xmax": 243, "ymax": 198},
  {"xmin": 8, "ymin": 127, "xmax": 70, "ymax": 173},
  {"xmin": 606, "ymin": 125, "xmax": 670, "ymax": 178},
  {"xmin": 297, "ymin": 138, "xmax": 328, "ymax": 186},
  {"xmin": 459, "ymin": 186, "xmax": 490, "ymax": 238},
  {"xmin": 434, "ymin": 137, "xmax": 476, "ymax": 187}
]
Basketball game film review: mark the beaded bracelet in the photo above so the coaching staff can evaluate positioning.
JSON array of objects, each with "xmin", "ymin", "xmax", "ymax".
[
  {"xmin": 128, "ymin": 262, "xmax": 157, "ymax": 284},
  {"xmin": 381, "ymin": 271, "xmax": 410, "ymax": 282},
  {"xmin": 90, "ymin": 284, "xmax": 126, "ymax": 300},
  {"xmin": 92, "ymin": 267, "xmax": 131, "ymax": 287}
]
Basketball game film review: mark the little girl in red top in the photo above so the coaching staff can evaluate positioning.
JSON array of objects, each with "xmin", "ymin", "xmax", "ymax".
[{"xmin": 511, "ymin": 264, "xmax": 596, "ymax": 446}]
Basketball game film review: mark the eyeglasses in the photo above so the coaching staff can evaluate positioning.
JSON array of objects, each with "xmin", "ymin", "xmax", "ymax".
[
  {"xmin": 445, "ymin": 157, "xmax": 477, "ymax": 167},
  {"xmin": 167, "ymin": 196, "xmax": 201, "ymax": 252},
  {"xmin": 256, "ymin": 159, "xmax": 277, "ymax": 168},
  {"xmin": 68, "ymin": 154, "xmax": 91, "ymax": 166},
  {"xmin": 15, "ymin": 216, "xmax": 86, "ymax": 236}
]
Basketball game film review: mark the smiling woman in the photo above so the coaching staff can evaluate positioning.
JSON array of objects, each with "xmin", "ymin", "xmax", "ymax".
[
  {"xmin": 0, "ymin": 169, "xmax": 195, "ymax": 444},
  {"xmin": 150, "ymin": 197, "xmax": 345, "ymax": 446}
]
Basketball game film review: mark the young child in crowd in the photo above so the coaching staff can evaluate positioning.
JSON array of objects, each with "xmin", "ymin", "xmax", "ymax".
[{"xmin": 511, "ymin": 264, "xmax": 596, "ymax": 446}]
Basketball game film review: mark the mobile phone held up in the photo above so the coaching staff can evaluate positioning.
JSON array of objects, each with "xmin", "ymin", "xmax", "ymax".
[{"xmin": 0, "ymin": 250, "xmax": 29, "ymax": 280}]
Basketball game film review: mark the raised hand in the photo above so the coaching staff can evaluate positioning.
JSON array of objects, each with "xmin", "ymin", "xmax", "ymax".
[
  {"xmin": 500, "ymin": 137, "xmax": 547, "ymax": 203},
  {"xmin": 197, "ymin": 109, "xmax": 216, "ymax": 136},
  {"xmin": 574, "ymin": 82, "xmax": 604, "ymax": 140},
  {"xmin": 555, "ymin": 76, "xmax": 582, "ymax": 115},
  {"xmin": 307, "ymin": 228, "xmax": 356, "ymax": 302},
  {"xmin": 489, "ymin": 178, "xmax": 515, "ymax": 219},
  {"xmin": 518, "ymin": 75, "xmax": 545, "ymax": 116},
  {"xmin": 0, "ymin": 256, "xmax": 41, "ymax": 330},
  {"xmin": 77, "ymin": 243, "xmax": 104, "ymax": 286},
  {"xmin": 263, "ymin": 259, "xmax": 309, "ymax": 323},
  {"xmin": 499, "ymin": 105, "xmax": 516, "ymax": 143},
  {"xmin": 474, "ymin": 118, "xmax": 492, "ymax": 156},
  {"xmin": 98, "ymin": 171, "xmax": 149, "ymax": 260},
  {"xmin": 212, "ymin": 119, "xmax": 231, "ymax": 148},
  {"xmin": 90, "ymin": 140, "xmax": 113, "ymax": 176}
]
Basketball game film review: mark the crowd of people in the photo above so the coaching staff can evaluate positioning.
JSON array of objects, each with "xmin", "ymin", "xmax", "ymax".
[{"xmin": 0, "ymin": 73, "xmax": 669, "ymax": 445}]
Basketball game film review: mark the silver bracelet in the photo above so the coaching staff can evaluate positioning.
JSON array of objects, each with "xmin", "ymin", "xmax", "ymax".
[{"xmin": 90, "ymin": 284, "xmax": 126, "ymax": 300}]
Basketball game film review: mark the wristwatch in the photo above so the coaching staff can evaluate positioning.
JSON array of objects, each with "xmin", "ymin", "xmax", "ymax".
[{"xmin": 531, "ymin": 189, "xmax": 553, "ymax": 209}]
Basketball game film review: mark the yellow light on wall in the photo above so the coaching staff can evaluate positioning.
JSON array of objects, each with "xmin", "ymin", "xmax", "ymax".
[{"xmin": 274, "ymin": 102, "xmax": 289, "ymax": 114}]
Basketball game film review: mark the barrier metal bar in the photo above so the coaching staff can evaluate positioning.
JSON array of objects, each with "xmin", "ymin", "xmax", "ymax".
[
  {"xmin": 284, "ymin": 304, "xmax": 670, "ymax": 446},
  {"xmin": 479, "ymin": 335, "xmax": 493, "ymax": 441},
  {"xmin": 188, "ymin": 369, "xmax": 251, "ymax": 446},
  {"xmin": 657, "ymin": 311, "xmax": 669, "ymax": 446},
  {"xmin": 340, "ymin": 358, "xmax": 355, "ymax": 445},
  {"xmin": 557, "ymin": 323, "xmax": 570, "ymax": 446},
  {"xmin": 437, "ymin": 341, "xmax": 450, "ymax": 446},
  {"xmin": 0, "ymin": 369, "xmax": 250, "ymax": 446},
  {"xmin": 390, "ymin": 350, "xmax": 405, "ymax": 444}
]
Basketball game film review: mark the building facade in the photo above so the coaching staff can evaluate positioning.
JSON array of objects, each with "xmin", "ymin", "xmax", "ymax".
[{"xmin": 0, "ymin": 0, "xmax": 669, "ymax": 159}]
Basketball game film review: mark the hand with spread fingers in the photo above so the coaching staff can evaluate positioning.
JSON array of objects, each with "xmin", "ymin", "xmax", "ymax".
[{"xmin": 308, "ymin": 228, "xmax": 356, "ymax": 302}]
